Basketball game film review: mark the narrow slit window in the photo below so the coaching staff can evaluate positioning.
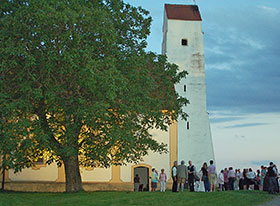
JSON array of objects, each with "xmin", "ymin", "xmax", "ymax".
[
  {"xmin": 187, "ymin": 121, "xmax": 189, "ymax": 130},
  {"xmin": 184, "ymin": 85, "xmax": 186, "ymax": 92},
  {"xmin": 182, "ymin": 39, "xmax": 188, "ymax": 46}
]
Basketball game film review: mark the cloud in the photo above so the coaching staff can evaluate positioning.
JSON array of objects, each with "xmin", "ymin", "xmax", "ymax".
[
  {"xmin": 209, "ymin": 116, "xmax": 242, "ymax": 123},
  {"xmin": 224, "ymin": 123, "xmax": 269, "ymax": 129},
  {"xmin": 209, "ymin": 112, "xmax": 244, "ymax": 123},
  {"xmin": 209, "ymin": 111, "xmax": 280, "ymax": 127},
  {"xmin": 204, "ymin": 5, "xmax": 280, "ymax": 113},
  {"xmin": 258, "ymin": 6, "xmax": 279, "ymax": 16}
]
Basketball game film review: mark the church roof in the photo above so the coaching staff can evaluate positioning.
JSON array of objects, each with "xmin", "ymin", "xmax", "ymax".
[{"xmin": 165, "ymin": 4, "xmax": 202, "ymax": 21}]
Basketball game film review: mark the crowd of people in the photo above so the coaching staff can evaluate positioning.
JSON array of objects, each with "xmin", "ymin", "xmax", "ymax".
[
  {"xmin": 134, "ymin": 160, "xmax": 280, "ymax": 195},
  {"xmin": 170, "ymin": 160, "xmax": 217, "ymax": 193},
  {"xmin": 216, "ymin": 162, "xmax": 279, "ymax": 194}
]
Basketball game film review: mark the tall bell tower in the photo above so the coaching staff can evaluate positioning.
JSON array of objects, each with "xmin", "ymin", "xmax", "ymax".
[{"xmin": 162, "ymin": 4, "xmax": 215, "ymax": 167}]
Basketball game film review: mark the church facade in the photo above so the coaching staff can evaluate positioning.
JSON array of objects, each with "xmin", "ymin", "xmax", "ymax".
[{"xmin": 2, "ymin": 4, "xmax": 214, "ymax": 192}]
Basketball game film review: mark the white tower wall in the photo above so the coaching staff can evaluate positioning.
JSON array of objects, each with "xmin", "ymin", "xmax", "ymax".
[{"xmin": 163, "ymin": 6, "xmax": 215, "ymax": 168}]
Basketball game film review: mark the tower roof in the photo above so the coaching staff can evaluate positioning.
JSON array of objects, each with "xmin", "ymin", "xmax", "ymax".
[{"xmin": 165, "ymin": 4, "xmax": 202, "ymax": 21}]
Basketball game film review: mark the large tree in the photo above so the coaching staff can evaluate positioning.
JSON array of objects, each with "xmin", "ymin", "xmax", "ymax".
[{"xmin": 0, "ymin": 0, "xmax": 188, "ymax": 192}]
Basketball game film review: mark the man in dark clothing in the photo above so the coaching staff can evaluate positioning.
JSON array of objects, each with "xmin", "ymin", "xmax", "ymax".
[
  {"xmin": 267, "ymin": 162, "xmax": 277, "ymax": 194},
  {"xmin": 172, "ymin": 161, "xmax": 178, "ymax": 192},
  {"xmin": 188, "ymin": 160, "xmax": 196, "ymax": 192}
]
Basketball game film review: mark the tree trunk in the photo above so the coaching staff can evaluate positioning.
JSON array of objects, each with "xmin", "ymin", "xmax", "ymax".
[
  {"xmin": 1, "ymin": 168, "xmax": 5, "ymax": 192},
  {"xmin": 63, "ymin": 155, "xmax": 83, "ymax": 192}
]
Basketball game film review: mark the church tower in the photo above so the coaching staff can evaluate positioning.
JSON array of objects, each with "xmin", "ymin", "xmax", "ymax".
[{"xmin": 162, "ymin": 4, "xmax": 215, "ymax": 167}]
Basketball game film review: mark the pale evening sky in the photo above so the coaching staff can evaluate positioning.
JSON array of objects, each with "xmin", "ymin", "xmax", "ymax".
[{"xmin": 124, "ymin": 0, "xmax": 280, "ymax": 171}]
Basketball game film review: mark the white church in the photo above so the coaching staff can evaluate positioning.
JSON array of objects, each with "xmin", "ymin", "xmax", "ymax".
[{"xmin": 3, "ymin": 4, "xmax": 215, "ymax": 192}]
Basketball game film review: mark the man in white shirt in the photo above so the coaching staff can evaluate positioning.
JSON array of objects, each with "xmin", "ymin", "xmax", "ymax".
[{"xmin": 227, "ymin": 167, "xmax": 236, "ymax": 190}]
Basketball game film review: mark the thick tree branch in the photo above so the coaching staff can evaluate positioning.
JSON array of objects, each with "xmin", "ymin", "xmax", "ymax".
[{"xmin": 34, "ymin": 98, "xmax": 62, "ymax": 151}]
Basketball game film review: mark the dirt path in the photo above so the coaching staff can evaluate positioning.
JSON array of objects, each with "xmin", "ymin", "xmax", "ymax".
[{"xmin": 259, "ymin": 196, "xmax": 280, "ymax": 206}]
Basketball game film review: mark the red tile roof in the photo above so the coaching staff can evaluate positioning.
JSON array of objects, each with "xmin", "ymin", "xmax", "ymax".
[{"xmin": 165, "ymin": 4, "xmax": 202, "ymax": 21}]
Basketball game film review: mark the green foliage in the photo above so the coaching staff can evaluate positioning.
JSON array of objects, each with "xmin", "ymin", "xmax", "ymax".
[
  {"xmin": 0, "ymin": 0, "xmax": 188, "ymax": 172},
  {"xmin": 0, "ymin": 110, "xmax": 36, "ymax": 174}
]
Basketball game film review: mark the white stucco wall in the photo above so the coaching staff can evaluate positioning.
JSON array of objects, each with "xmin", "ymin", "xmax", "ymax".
[
  {"xmin": 81, "ymin": 167, "xmax": 112, "ymax": 182},
  {"xmin": 163, "ymin": 14, "xmax": 215, "ymax": 169},
  {"xmin": 9, "ymin": 163, "xmax": 58, "ymax": 181},
  {"xmin": 120, "ymin": 128, "xmax": 170, "ymax": 182},
  {"xmin": 163, "ymin": 19, "xmax": 204, "ymax": 75},
  {"xmin": 9, "ymin": 165, "xmax": 112, "ymax": 182}
]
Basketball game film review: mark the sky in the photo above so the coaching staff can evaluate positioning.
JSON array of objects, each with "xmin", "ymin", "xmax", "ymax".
[{"xmin": 124, "ymin": 0, "xmax": 280, "ymax": 171}]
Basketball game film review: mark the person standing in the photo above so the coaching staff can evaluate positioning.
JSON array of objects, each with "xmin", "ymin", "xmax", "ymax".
[
  {"xmin": 256, "ymin": 169, "xmax": 261, "ymax": 190},
  {"xmin": 267, "ymin": 162, "xmax": 277, "ymax": 194},
  {"xmin": 260, "ymin": 165, "xmax": 266, "ymax": 191},
  {"xmin": 208, "ymin": 160, "xmax": 216, "ymax": 192},
  {"xmin": 171, "ymin": 161, "xmax": 178, "ymax": 192},
  {"xmin": 247, "ymin": 168, "xmax": 256, "ymax": 190},
  {"xmin": 151, "ymin": 168, "xmax": 158, "ymax": 192},
  {"xmin": 263, "ymin": 167, "xmax": 269, "ymax": 192},
  {"xmin": 188, "ymin": 160, "xmax": 196, "ymax": 192},
  {"xmin": 227, "ymin": 167, "xmax": 236, "ymax": 190},
  {"xmin": 234, "ymin": 169, "xmax": 241, "ymax": 190},
  {"xmin": 273, "ymin": 165, "xmax": 279, "ymax": 193},
  {"xmin": 217, "ymin": 170, "xmax": 225, "ymax": 191},
  {"xmin": 201, "ymin": 162, "xmax": 210, "ymax": 192},
  {"xmin": 159, "ymin": 169, "xmax": 167, "ymax": 192},
  {"xmin": 134, "ymin": 174, "xmax": 140, "ymax": 192},
  {"xmin": 177, "ymin": 160, "xmax": 188, "ymax": 192},
  {"xmin": 223, "ymin": 168, "xmax": 229, "ymax": 190},
  {"xmin": 239, "ymin": 169, "xmax": 244, "ymax": 190},
  {"xmin": 243, "ymin": 169, "xmax": 249, "ymax": 190}
]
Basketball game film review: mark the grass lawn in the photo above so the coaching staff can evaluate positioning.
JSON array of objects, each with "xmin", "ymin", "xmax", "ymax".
[{"xmin": 0, "ymin": 190, "xmax": 275, "ymax": 206}]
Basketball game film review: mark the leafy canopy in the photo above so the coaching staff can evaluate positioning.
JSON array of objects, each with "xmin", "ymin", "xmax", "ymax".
[{"xmin": 0, "ymin": 0, "xmax": 188, "ymax": 170}]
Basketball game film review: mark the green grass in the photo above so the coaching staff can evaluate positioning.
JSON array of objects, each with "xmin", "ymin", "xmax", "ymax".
[{"xmin": 0, "ymin": 190, "xmax": 275, "ymax": 206}]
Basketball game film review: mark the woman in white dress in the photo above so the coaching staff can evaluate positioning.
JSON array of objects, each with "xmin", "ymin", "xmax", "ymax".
[
  {"xmin": 234, "ymin": 169, "xmax": 241, "ymax": 190},
  {"xmin": 195, "ymin": 169, "xmax": 205, "ymax": 192},
  {"xmin": 217, "ymin": 170, "xmax": 225, "ymax": 191}
]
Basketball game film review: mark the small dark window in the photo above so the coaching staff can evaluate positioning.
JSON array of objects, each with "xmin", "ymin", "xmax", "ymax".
[
  {"xmin": 184, "ymin": 85, "xmax": 186, "ymax": 92},
  {"xmin": 187, "ymin": 121, "xmax": 189, "ymax": 130},
  {"xmin": 182, "ymin": 39, "xmax": 188, "ymax": 46}
]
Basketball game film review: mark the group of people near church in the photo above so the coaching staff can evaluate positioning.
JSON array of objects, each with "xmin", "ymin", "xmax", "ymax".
[
  {"xmin": 171, "ymin": 160, "xmax": 216, "ymax": 193},
  {"xmin": 134, "ymin": 160, "xmax": 279, "ymax": 195},
  {"xmin": 216, "ymin": 162, "xmax": 279, "ymax": 194}
]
